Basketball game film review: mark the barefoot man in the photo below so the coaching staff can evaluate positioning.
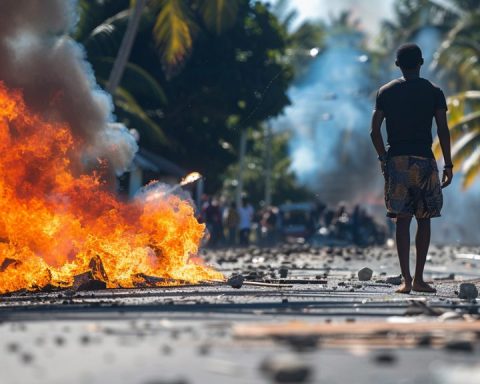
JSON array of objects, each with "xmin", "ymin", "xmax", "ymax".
[{"xmin": 370, "ymin": 43, "xmax": 453, "ymax": 294}]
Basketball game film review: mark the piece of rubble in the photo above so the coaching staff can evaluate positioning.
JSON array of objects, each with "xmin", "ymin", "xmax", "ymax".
[
  {"xmin": 227, "ymin": 274, "xmax": 245, "ymax": 289},
  {"xmin": 89, "ymin": 255, "xmax": 108, "ymax": 282},
  {"xmin": 458, "ymin": 283, "xmax": 478, "ymax": 300},
  {"xmin": 444, "ymin": 339, "xmax": 474, "ymax": 352},
  {"xmin": 373, "ymin": 351, "xmax": 397, "ymax": 365},
  {"xmin": 439, "ymin": 311, "xmax": 464, "ymax": 322},
  {"xmin": 358, "ymin": 267, "xmax": 373, "ymax": 281},
  {"xmin": 73, "ymin": 271, "xmax": 107, "ymax": 291},
  {"xmin": 0, "ymin": 258, "xmax": 21, "ymax": 272},
  {"xmin": 260, "ymin": 354, "xmax": 312, "ymax": 383},
  {"xmin": 279, "ymin": 266, "xmax": 289, "ymax": 278},
  {"xmin": 385, "ymin": 275, "xmax": 402, "ymax": 285}
]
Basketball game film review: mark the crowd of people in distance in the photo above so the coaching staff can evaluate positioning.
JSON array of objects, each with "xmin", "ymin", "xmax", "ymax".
[{"xmin": 197, "ymin": 195, "xmax": 389, "ymax": 248}]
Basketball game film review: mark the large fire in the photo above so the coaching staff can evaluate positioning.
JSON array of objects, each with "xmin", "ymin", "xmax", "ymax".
[{"xmin": 0, "ymin": 82, "xmax": 223, "ymax": 294}]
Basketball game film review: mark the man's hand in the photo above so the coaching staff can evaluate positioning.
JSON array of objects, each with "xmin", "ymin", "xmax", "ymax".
[{"xmin": 441, "ymin": 167, "xmax": 453, "ymax": 189}]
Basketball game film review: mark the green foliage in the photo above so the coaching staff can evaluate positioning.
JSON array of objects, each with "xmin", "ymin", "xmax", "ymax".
[
  {"xmin": 75, "ymin": 0, "xmax": 294, "ymax": 193},
  {"xmin": 145, "ymin": 0, "xmax": 241, "ymax": 73},
  {"xmin": 223, "ymin": 129, "xmax": 313, "ymax": 206},
  {"xmin": 152, "ymin": 0, "xmax": 195, "ymax": 72},
  {"xmin": 378, "ymin": 0, "xmax": 457, "ymax": 52},
  {"xmin": 433, "ymin": 91, "xmax": 480, "ymax": 188},
  {"xmin": 76, "ymin": 0, "xmax": 168, "ymax": 144},
  {"xmin": 382, "ymin": 0, "xmax": 480, "ymax": 188}
]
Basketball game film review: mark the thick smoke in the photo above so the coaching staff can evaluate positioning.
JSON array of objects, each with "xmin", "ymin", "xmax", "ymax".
[
  {"xmin": 273, "ymin": 32, "xmax": 381, "ymax": 205},
  {"xmin": 413, "ymin": 28, "xmax": 480, "ymax": 245},
  {"xmin": 274, "ymin": 23, "xmax": 480, "ymax": 244},
  {"xmin": 0, "ymin": 0, "xmax": 137, "ymax": 176}
]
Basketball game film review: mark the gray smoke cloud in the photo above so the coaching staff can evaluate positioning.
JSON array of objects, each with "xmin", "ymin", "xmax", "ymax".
[
  {"xmin": 0, "ymin": 0, "xmax": 137, "ymax": 176},
  {"xmin": 274, "ymin": 24, "xmax": 480, "ymax": 245},
  {"xmin": 273, "ymin": 31, "xmax": 381, "ymax": 205}
]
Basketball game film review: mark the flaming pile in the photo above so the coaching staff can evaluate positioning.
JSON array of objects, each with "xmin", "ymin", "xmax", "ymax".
[{"xmin": 0, "ymin": 82, "xmax": 222, "ymax": 294}]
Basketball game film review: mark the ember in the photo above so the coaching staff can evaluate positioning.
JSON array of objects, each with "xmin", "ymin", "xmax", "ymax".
[{"xmin": 0, "ymin": 82, "xmax": 223, "ymax": 294}]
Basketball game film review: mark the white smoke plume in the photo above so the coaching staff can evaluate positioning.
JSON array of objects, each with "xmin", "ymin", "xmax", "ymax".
[{"xmin": 0, "ymin": 0, "xmax": 138, "ymax": 176}]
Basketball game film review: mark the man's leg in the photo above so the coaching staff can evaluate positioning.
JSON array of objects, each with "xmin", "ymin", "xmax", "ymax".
[
  {"xmin": 413, "ymin": 218, "xmax": 436, "ymax": 292},
  {"xmin": 396, "ymin": 216, "xmax": 413, "ymax": 293}
]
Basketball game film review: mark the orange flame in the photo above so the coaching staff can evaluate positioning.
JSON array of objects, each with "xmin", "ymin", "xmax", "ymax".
[
  {"xmin": 180, "ymin": 172, "xmax": 202, "ymax": 186},
  {"xmin": 0, "ymin": 82, "xmax": 223, "ymax": 294}
]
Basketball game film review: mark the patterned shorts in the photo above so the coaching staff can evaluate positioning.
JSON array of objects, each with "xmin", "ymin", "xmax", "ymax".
[{"xmin": 384, "ymin": 156, "xmax": 443, "ymax": 219}]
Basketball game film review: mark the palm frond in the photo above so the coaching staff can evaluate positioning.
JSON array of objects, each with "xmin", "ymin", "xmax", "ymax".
[
  {"xmin": 198, "ymin": 0, "xmax": 239, "ymax": 35},
  {"xmin": 433, "ymin": 91, "xmax": 480, "ymax": 157},
  {"xmin": 91, "ymin": 57, "xmax": 167, "ymax": 104},
  {"xmin": 451, "ymin": 130, "xmax": 480, "ymax": 164},
  {"xmin": 153, "ymin": 0, "xmax": 195, "ymax": 71},
  {"xmin": 83, "ymin": 10, "xmax": 131, "ymax": 57},
  {"xmin": 462, "ymin": 148, "xmax": 480, "ymax": 188},
  {"xmin": 110, "ymin": 85, "xmax": 169, "ymax": 145}
]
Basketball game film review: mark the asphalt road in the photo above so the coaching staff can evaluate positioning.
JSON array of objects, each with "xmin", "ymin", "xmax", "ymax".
[{"xmin": 1, "ymin": 244, "xmax": 479, "ymax": 384}]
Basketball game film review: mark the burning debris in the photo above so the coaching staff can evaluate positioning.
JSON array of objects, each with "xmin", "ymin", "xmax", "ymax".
[
  {"xmin": 0, "ymin": 83, "xmax": 223, "ymax": 295},
  {"xmin": 0, "ymin": 0, "xmax": 223, "ymax": 294}
]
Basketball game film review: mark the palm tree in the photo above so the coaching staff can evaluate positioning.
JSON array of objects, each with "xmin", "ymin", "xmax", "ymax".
[
  {"xmin": 76, "ymin": 0, "xmax": 168, "ymax": 144},
  {"xmin": 378, "ymin": 0, "xmax": 457, "ymax": 53},
  {"xmin": 145, "ymin": 0, "xmax": 240, "ymax": 74},
  {"xmin": 432, "ymin": 1, "xmax": 480, "ymax": 188},
  {"xmin": 381, "ymin": 0, "xmax": 480, "ymax": 187}
]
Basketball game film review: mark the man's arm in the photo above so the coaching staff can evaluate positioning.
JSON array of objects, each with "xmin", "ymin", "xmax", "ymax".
[
  {"xmin": 434, "ymin": 109, "xmax": 453, "ymax": 188},
  {"xmin": 370, "ymin": 109, "xmax": 386, "ymax": 157}
]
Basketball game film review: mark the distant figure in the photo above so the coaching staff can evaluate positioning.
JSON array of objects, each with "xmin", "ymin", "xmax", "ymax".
[
  {"xmin": 224, "ymin": 202, "xmax": 239, "ymax": 246},
  {"xmin": 238, "ymin": 198, "xmax": 254, "ymax": 246},
  {"xmin": 370, "ymin": 43, "xmax": 453, "ymax": 294},
  {"xmin": 205, "ymin": 197, "xmax": 223, "ymax": 247}
]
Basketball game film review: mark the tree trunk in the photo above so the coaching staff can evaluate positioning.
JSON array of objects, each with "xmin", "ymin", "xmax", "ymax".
[
  {"xmin": 106, "ymin": 0, "xmax": 147, "ymax": 95},
  {"xmin": 264, "ymin": 122, "xmax": 273, "ymax": 207},
  {"xmin": 236, "ymin": 129, "xmax": 248, "ymax": 208}
]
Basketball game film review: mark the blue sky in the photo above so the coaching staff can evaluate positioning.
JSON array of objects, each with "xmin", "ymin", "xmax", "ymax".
[{"xmin": 262, "ymin": 0, "xmax": 396, "ymax": 38}]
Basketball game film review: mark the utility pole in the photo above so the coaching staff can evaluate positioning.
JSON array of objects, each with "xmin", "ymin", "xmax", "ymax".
[
  {"xmin": 264, "ymin": 122, "xmax": 273, "ymax": 207},
  {"xmin": 106, "ymin": 0, "xmax": 147, "ymax": 95},
  {"xmin": 235, "ymin": 129, "xmax": 247, "ymax": 208}
]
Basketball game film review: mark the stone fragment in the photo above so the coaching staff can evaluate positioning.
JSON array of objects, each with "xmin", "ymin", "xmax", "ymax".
[
  {"xmin": 260, "ymin": 354, "xmax": 312, "ymax": 383},
  {"xmin": 373, "ymin": 352, "xmax": 397, "ymax": 365},
  {"xmin": 279, "ymin": 266, "xmax": 289, "ymax": 278},
  {"xmin": 358, "ymin": 267, "xmax": 373, "ymax": 281},
  {"xmin": 385, "ymin": 275, "xmax": 402, "ymax": 285},
  {"xmin": 73, "ymin": 271, "xmax": 107, "ymax": 291},
  {"xmin": 0, "ymin": 258, "xmax": 21, "ymax": 272},
  {"xmin": 439, "ymin": 311, "xmax": 464, "ymax": 322},
  {"xmin": 89, "ymin": 255, "xmax": 108, "ymax": 282},
  {"xmin": 227, "ymin": 274, "xmax": 245, "ymax": 289},
  {"xmin": 444, "ymin": 340, "xmax": 474, "ymax": 352},
  {"xmin": 458, "ymin": 283, "xmax": 478, "ymax": 300}
]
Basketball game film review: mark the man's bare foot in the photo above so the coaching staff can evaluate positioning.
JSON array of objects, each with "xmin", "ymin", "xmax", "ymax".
[
  {"xmin": 396, "ymin": 280, "xmax": 412, "ymax": 294},
  {"xmin": 412, "ymin": 280, "xmax": 436, "ymax": 293}
]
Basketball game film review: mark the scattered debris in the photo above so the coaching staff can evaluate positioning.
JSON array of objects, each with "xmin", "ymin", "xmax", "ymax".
[
  {"xmin": 358, "ymin": 267, "xmax": 373, "ymax": 281},
  {"xmin": 373, "ymin": 351, "xmax": 397, "ymax": 365},
  {"xmin": 274, "ymin": 335, "xmax": 319, "ymax": 352},
  {"xmin": 444, "ymin": 339, "xmax": 474, "ymax": 352},
  {"xmin": 458, "ymin": 283, "xmax": 478, "ymax": 300},
  {"xmin": 439, "ymin": 311, "xmax": 464, "ymax": 322},
  {"xmin": 405, "ymin": 300, "xmax": 443, "ymax": 317},
  {"xmin": 0, "ymin": 258, "xmax": 21, "ymax": 272},
  {"xmin": 385, "ymin": 275, "xmax": 402, "ymax": 285},
  {"xmin": 279, "ymin": 266, "xmax": 289, "ymax": 278},
  {"xmin": 73, "ymin": 271, "xmax": 107, "ymax": 291},
  {"xmin": 227, "ymin": 274, "xmax": 245, "ymax": 289},
  {"xmin": 260, "ymin": 354, "xmax": 312, "ymax": 383}
]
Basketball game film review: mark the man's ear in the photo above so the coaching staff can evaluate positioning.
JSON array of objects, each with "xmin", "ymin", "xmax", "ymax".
[
  {"xmin": 395, "ymin": 60, "xmax": 399, "ymax": 67},
  {"xmin": 420, "ymin": 58, "xmax": 424, "ymax": 65}
]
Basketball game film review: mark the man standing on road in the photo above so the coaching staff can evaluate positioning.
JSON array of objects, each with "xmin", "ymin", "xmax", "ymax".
[{"xmin": 370, "ymin": 43, "xmax": 453, "ymax": 294}]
